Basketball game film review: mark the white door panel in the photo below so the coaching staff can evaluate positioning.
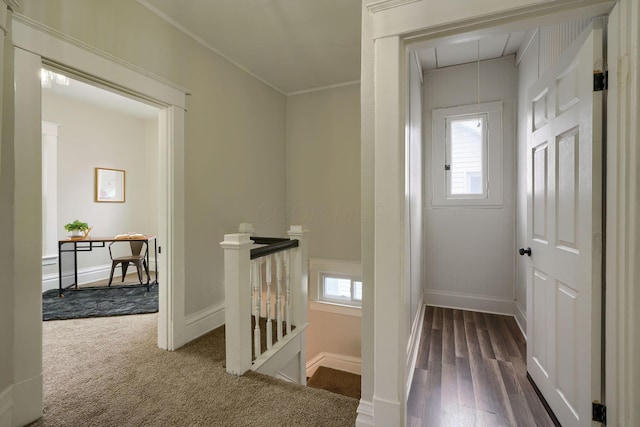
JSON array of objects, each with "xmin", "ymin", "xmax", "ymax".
[{"xmin": 526, "ymin": 21, "xmax": 603, "ymax": 427}]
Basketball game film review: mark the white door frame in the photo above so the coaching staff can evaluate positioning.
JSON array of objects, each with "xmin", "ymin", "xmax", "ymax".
[
  {"xmin": 362, "ymin": 0, "xmax": 638, "ymax": 425},
  {"xmin": 11, "ymin": 14, "xmax": 187, "ymax": 422}
]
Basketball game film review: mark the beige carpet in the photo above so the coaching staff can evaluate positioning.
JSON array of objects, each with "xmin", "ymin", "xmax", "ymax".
[
  {"xmin": 308, "ymin": 367, "xmax": 361, "ymax": 400},
  {"xmin": 30, "ymin": 314, "xmax": 358, "ymax": 426}
]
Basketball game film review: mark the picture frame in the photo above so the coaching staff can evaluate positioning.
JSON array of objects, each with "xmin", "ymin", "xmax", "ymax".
[{"xmin": 95, "ymin": 167, "xmax": 126, "ymax": 203}]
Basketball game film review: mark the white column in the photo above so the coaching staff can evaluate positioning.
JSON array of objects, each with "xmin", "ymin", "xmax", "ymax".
[
  {"xmin": 238, "ymin": 222, "xmax": 254, "ymax": 235},
  {"xmin": 373, "ymin": 35, "xmax": 406, "ymax": 426},
  {"xmin": 220, "ymin": 233, "xmax": 253, "ymax": 375}
]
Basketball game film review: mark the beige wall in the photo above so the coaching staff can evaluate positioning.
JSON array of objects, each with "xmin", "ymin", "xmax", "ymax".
[
  {"xmin": 19, "ymin": 0, "xmax": 288, "ymax": 315},
  {"xmin": 42, "ymin": 91, "xmax": 158, "ymax": 271},
  {"xmin": 307, "ymin": 309, "xmax": 361, "ymax": 360},
  {"xmin": 286, "ymin": 83, "xmax": 361, "ymax": 261}
]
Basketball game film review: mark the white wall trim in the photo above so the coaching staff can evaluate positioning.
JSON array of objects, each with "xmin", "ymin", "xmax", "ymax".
[
  {"xmin": 287, "ymin": 80, "xmax": 360, "ymax": 96},
  {"xmin": 366, "ymin": 0, "xmax": 420, "ymax": 14},
  {"xmin": 184, "ymin": 303, "xmax": 225, "ymax": 342},
  {"xmin": 11, "ymin": 374, "xmax": 42, "ymax": 427},
  {"xmin": 41, "ymin": 260, "xmax": 159, "ymax": 292},
  {"xmin": 0, "ymin": 386, "xmax": 13, "ymax": 427},
  {"xmin": 425, "ymin": 289, "xmax": 515, "ymax": 316},
  {"xmin": 405, "ymin": 298, "xmax": 425, "ymax": 397},
  {"xmin": 12, "ymin": 14, "xmax": 188, "ymax": 108},
  {"xmin": 355, "ymin": 399, "xmax": 374, "ymax": 427},
  {"xmin": 306, "ymin": 352, "xmax": 362, "ymax": 377}
]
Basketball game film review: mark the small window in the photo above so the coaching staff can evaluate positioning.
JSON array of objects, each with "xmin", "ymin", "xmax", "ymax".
[
  {"xmin": 320, "ymin": 274, "xmax": 362, "ymax": 306},
  {"xmin": 431, "ymin": 101, "xmax": 503, "ymax": 207},
  {"xmin": 446, "ymin": 114, "xmax": 487, "ymax": 199}
]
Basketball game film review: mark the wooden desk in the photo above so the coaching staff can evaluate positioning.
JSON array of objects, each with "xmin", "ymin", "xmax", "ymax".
[{"xmin": 58, "ymin": 236, "xmax": 157, "ymax": 296}]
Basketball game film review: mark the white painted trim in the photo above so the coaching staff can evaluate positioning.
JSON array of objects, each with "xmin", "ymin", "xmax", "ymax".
[
  {"xmin": 184, "ymin": 303, "xmax": 225, "ymax": 342},
  {"xmin": 405, "ymin": 299, "xmax": 425, "ymax": 397},
  {"xmin": 41, "ymin": 260, "xmax": 159, "ymax": 292},
  {"xmin": 12, "ymin": 14, "xmax": 189, "ymax": 108},
  {"xmin": 135, "ymin": 0, "xmax": 283, "ymax": 96},
  {"xmin": 424, "ymin": 289, "xmax": 515, "ymax": 316},
  {"xmin": 41, "ymin": 254, "xmax": 57, "ymax": 266},
  {"xmin": 252, "ymin": 325, "xmax": 307, "ymax": 378},
  {"xmin": 0, "ymin": 386, "xmax": 12, "ymax": 427},
  {"xmin": 309, "ymin": 257, "xmax": 362, "ymax": 301},
  {"xmin": 309, "ymin": 301, "xmax": 362, "ymax": 318},
  {"xmin": 355, "ymin": 399, "xmax": 375, "ymax": 427},
  {"xmin": 11, "ymin": 374, "xmax": 42, "ymax": 427},
  {"xmin": 287, "ymin": 80, "xmax": 360, "ymax": 96},
  {"xmin": 516, "ymin": 28, "xmax": 539, "ymax": 66},
  {"xmin": 306, "ymin": 352, "xmax": 362, "ymax": 378},
  {"xmin": 366, "ymin": 0, "xmax": 420, "ymax": 14}
]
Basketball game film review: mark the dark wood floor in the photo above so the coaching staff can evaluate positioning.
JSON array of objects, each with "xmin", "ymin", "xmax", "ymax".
[{"xmin": 408, "ymin": 306, "xmax": 556, "ymax": 427}]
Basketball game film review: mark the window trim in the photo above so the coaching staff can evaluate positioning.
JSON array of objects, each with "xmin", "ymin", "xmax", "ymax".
[
  {"xmin": 319, "ymin": 273, "xmax": 362, "ymax": 306},
  {"xmin": 431, "ymin": 101, "xmax": 503, "ymax": 207},
  {"xmin": 308, "ymin": 258, "xmax": 362, "ymax": 310}
]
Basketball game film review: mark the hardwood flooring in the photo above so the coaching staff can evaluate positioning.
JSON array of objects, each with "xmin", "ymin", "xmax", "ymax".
[{"xmin": 408, "ymin": 306, "xmax": 557, "ymax": 427}]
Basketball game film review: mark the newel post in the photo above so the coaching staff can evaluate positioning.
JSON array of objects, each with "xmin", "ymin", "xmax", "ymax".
[
  {"xmin": 287, "ymin": 225, "xmax": 309, "ymax": 384},
  {"xmin": 220, "ymin": 233, "xmax": 253, "ymax": 375}
]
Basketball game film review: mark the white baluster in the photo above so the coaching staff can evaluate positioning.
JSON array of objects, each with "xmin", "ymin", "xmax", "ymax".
[
  {"xmin": 265, "ymin": 255, "xmax": 273, "ymax": 350},
  {"xmin": 285, "ymin": 249, "xmax": 292, "ymax": 335},
  {"xmin": 252, "ymin": 260, "xmax": 261, "ymax": 359},
  {"xmin": 275, "ymin": 252, "xmax": 283, "ymax": 341}
]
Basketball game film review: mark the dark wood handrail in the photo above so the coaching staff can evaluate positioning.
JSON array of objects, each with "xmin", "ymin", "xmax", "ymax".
[
  {"xmin": 250, "ymin": 238, "xmax": 299, "ymax": 260},
  {"xmin": 250, "ymin": 236, "xmax": 290, "ymax": 245}
]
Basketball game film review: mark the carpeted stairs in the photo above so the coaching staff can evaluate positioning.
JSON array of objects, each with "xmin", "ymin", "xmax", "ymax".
[{"xmin": 307, "ymin": 366, "xmax": 361, "ymax": 400}]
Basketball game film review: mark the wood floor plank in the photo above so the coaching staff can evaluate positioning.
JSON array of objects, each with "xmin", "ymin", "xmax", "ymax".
[
  {"xmin": 440, "ymin": 363, "xmax": 458, "ymax": 410},
  {"xmin": 485, "ymin": 358, "xmax": 517, "ymax": 425},
  {"xmin": 456, "ymin": 356, "xmax": 475, "ymax": 409},
  {"xmin": 452, "ymin": 309, "xmax": 469, "ymax": 359},
  {"xmin": 408, "ymin": 368, "xmax": 428, "ymax": 419},
  {"xmin": 429, "ymin": 328, "xmax": 443, "ymax": 364},
  {"xmin": 424, "ymin": 361, "xmax": 443, "ymax": 427},
  {"xmin": 442, "ymin": 308, "xmax": 456, "ymax": 365},
  {"xmin": 433, "ymin": 306, "xmax": 443, "ymax": 330},
  {"xmin": 408, "ymin": 307, "xmax": 556, "ymax": 427}
]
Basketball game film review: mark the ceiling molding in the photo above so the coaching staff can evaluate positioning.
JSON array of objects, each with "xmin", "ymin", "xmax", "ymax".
[
  {"xmin": 287, "ymin": 80, "xmax": 360, "ymax": 97},
  {"xmin": 6, "ymin": 0, "xmax": 20, "ymax": 11},
  {"xmin": 136, "ymin": 0, "xmax": 286, "ymax": 96},
  {"xmin": 366, "ymin": 0, "xmax": 420, "ymax": 14}
]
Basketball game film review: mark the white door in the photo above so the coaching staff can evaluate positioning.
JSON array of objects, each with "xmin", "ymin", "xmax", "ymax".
[{"xmin": 526, "ymin": 21, "xmax": 604, "ymax": 426}]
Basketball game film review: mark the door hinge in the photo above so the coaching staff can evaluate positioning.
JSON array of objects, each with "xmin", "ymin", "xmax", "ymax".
[
  {"xmin": 592, "ymin": 400, "xmax": 607, "ymax": 424},
  {"xmin": 594, "ymin": 71, "xmax": 608, "ymax": 92}
]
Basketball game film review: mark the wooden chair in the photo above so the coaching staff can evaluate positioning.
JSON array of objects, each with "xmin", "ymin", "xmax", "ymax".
[{"xmin": 108, "ymin": 240, "xmax": 149, "ymax": 286}]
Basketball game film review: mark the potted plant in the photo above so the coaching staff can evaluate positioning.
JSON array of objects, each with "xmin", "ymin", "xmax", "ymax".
[{"xmin": 64, "ymin": 219, "xmax": 92, "ymax": 238}]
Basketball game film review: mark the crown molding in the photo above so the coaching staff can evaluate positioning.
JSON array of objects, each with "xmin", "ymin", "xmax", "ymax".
[{"xmin": 366, "ymin": 0, "xmax": 420, "ymax": 14}]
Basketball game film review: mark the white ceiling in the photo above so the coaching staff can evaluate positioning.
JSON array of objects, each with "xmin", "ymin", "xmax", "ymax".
[
  {"xmin": 43, "ymin": 3, "xmax": 531, "ymax": 113},
  {"xmin": 137, "ymin": 0, "xmax": 362, "ymax": 94},
  {"xmin": 417, "ymin": 31, "xmax": 527, "ymax": 71}
]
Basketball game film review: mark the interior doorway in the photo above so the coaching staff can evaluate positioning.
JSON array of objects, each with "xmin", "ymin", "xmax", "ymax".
[{"xmin": 403, "ymin": 4, "xmax": 614, "ymax": 425}]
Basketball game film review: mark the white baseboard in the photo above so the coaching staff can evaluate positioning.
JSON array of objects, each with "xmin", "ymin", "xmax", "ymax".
[
  {"xmin": 424, "ymin": 288, "xmax": 515, "ymax": 316},
  {"xmin": 184, "ymin": 303, "xmax": 225, "ymax": 342},
  {"xmin": 0, "ymin": 386, "xmax": 13, "ymax": 427},
  {"xmin": 306, "ymin": 352, "xmax": 362, "ymax": 377},
  {"xmin": 42, "ymin": 260, "xmax": 159, "ymax": 292},
  {"xmin": 405, "ymin": 297, "xmax": 425, "ymax": 397},
  {"xmin": 11, "ymin": 374, "xmax": 42, "ymax": 427},
  {"xmin": 355, "ymin": 399, "xmax": 374, "ymax": 427},
  {"xmin": 514, "ymin": 302, "xmax": 527, "ymax": 340}
]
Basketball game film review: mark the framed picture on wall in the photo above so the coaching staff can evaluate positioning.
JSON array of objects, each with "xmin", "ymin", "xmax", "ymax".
[{"xmin": 95, "ymin": 167, "xmax": 126, "ymax": 203}]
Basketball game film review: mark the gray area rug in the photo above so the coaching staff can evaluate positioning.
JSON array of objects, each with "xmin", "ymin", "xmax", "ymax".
[{"xmin": 42, "ymin": 283, "xmax": 158, "ymax": 321}]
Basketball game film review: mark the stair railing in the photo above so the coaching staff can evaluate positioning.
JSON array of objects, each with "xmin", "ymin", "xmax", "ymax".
[{"xmin": 221, "ymin": 225, "xmax": 308, "ymax": 382}]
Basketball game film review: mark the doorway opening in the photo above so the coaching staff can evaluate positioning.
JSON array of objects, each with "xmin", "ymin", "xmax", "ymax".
[{"xmin": 403, "ymin": 4, "xmax": 613, "ymax": 425}]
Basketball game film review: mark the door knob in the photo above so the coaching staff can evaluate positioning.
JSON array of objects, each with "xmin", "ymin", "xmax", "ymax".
[{"xmin": 519, "ymin": 247, "xmax": 532, "ymax": 256}]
